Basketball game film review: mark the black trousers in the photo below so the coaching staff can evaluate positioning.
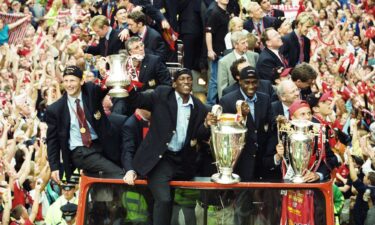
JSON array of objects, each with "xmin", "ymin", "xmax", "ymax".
[
  {"xmin": 147, "ymin": 151, "xmax": 192, "ymax": 225},
  {"xmin": 71, "ymin": 141, "xmax": 124, "ymax": 177}
]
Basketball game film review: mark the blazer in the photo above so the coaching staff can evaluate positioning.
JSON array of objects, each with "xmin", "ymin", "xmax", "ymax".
[
  {"xmin": 143, "ymin": 26, "xmax": 168, "ymax": 62},
  {"xmin": 85, "ymin": 29, "xmax": 124, "ymax": 57},
  {"xmin": 46, "ymin": 83, "xmax": 111, "ymax": 180},
  {"xmin": 280, "ymin": 31, "xmax": 311, "ymax": 67},
  {"xmin": 125, "ymin": 85, "xmax": 210, "ymax": 177},
  {"xmin": 217, "ymin": 50, "xmax": 259, "ymax": 98},
  {"xmin": 219, "ymin": 90, "xmax": 274, "ymax": 181},
  {"xmin": 138, "ymin": 54, "xmax": 172, "ymax": 90},
  {"xmin": 105, "ymin": 113, "xmax": 128, "ymax": 166},
  {"xmin": 243, "ymin": 16, "xmax": 276, "ymax": 34},
  {"xmin": 256, "ymin": 47, "xmax": 285, "ymax": 83},
  {"xmin": 121, "ymin": 114, "xmax": 149, "ymax": 172}
]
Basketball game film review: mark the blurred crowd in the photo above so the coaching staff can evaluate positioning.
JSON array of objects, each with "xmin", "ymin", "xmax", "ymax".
[{"xmin": 0, "ymin": 0, "xmax": 374, "ymax": 224}]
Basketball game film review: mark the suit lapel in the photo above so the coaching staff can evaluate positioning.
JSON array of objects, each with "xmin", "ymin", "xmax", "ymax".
[
  {"xmin": 266, "ymin": 48, "xmax": 284, "ymax": 66},
  {"xmin": 81, "ymin": 88, "xmax": 94, "ymax": 125},
  {"xmin": 254, "ymin": 95, "xmax": 262, "ymax": 129},
  {"xmin": 167, "ymin": 91, "xmax": 178, "ymax": 129},
  {"xmin": 63, "ymin": 95, "xmax": 71, "ymax": 134},
  {"xmin": 139, "ymin": 55, "xmax": 148, "ymax": 82},
  {"xmin": 185, "ymin": 98, "xmax": 198, "ymax": 146}
]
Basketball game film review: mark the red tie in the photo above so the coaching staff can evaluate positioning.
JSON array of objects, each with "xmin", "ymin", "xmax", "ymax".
[
  {"xmin": 75, "ymin": 99, "xmax": 92, "ymax": 147},
  {"xmin": 104, "ymin": 40, "xmax": 109, "ymax": 56},
  {"xmin": 278, "ymin": 52, "xmax": 288, "ymax": 67},
  {"xmin": 299, "ymin": 37, "xmax": 305, "ymax": 63}
]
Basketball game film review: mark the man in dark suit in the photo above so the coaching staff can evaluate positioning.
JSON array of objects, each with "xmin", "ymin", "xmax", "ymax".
[
  {"xmin": 124, "ymin": 68, "xmax": 212, "ymax": 225},
  {"xmin": 46, "ymin": 66, "xmax": 124, "ymax": 184},
  {"xmin": 243, "ymin": 2, "xmax": 276, "ymax": 36},
  {"xmin": 256, "ymin": 28, "xmax": 287, "ymax": 83},
  {"xmin": 280, "ymin": 12, "xmax": 314, "ymax": 67},
  {"xmin": 111, "ymin": 36, "xmax": 171, "ymax": 116},
  {"xmin": 85, "ymin": 15, "xmax": 125, "ymax": 57},
  {"xmin": 256, "ymin": 0, "xmax": 284, "ymax": 28},
  {"xmin": 219, "ymin": 66, "xmax": 274, "ymax": 181},
  {"xmin": 127, "ymin": 11, "xmax": 168, "ymax": 62},
  {"xmin": 222, "ymin": 57, "xmax": 277, "ymax": 101}
]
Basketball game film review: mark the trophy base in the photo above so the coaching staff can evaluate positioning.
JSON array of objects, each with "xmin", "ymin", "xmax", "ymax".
[
  {"xmin": 109, "ymin": 88, "xmax": 129, "ymax": 98},
  {"xmin": 211, "ymin": 173, "xmax": 241, "ymax": 184},
  {"xmin": 292, "ymin": 175, "xmax": 304, "ymax": 183}
]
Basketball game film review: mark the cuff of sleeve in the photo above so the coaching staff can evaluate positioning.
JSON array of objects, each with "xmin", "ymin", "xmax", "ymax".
[
  {"xmin": 274, "ymin": 155, "xmax": 281, "ymax": 165},
  {"xmin": 317, "ymin": 172, "xmax": 323, "ymax": 181}
]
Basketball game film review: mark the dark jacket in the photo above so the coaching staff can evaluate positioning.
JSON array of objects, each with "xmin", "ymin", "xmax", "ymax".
[
  {"xmin": 219, "ymin": 90, "xmax": 274, "ymax": 181},
  {"xmin": 256, "ymin": 47, "xmax": 285, "ymax": 83},
  {"xmin": 280, "ymin": 31, "xmax": 311, "ymax": 67},
  {"xmin": 85, "ymin": 29, "xmax": 124, "ymax": 57},
  {"xmin": 125, "ymin": 85, "xmax": 210, "ymax": 177},
  {"xmin": 142, "ymin": 26, "xmax": 168, "ymax": 62},
  {"xmin": 46, "ymin": 83, "xmax": 111, "ymax": 180}
]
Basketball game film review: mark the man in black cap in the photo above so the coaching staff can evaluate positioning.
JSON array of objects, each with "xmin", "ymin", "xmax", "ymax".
[
  {"xmin": 58, "ymin": 202, "xmax": 78, "ymax": 225},
  {"xmin": 46, "ymin": 65, "xmax": 124, "ymax": 184},
  {"xmin": 124, "ymin": 68, "xmax": 215, "ymax": 225}
]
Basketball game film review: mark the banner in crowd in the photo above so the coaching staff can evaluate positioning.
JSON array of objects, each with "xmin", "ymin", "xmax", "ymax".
[{"xmin": 0, "ymin": 12, "xmax": 29, "ymax": 46}]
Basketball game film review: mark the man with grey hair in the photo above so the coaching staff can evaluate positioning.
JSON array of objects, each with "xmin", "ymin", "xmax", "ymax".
[
  {"xmin": 272, "ymin": 79, "xmax": 300, "ymax": 120},
  {"xmin": 217, "ymin": 31, "xmax": 259, "ymax": 99}
]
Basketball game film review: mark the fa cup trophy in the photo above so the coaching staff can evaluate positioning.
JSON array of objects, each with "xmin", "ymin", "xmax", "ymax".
[
  {"xmin": 105, "ymin": 54, "xmax": 132, "ymax": 97},
  {"xmin": 277, "ymin": 118, "xmax": 325, "ymax": 183},
  {"xmin": 210, "ymin": 102, "xmax": 247, "ymax": 184}
]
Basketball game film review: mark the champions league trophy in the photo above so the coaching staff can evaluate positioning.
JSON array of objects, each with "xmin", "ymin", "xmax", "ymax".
[
  {"xmin": 277, "ymin": 118, "xmax": 325, "ymax": 183},
  {"xmin": 105, "ymin": 54, "xmax": 131, "ymax": 97},
  {"xmin": 210, "ymin": 102, "xmax": 248, "ymax": 184}
]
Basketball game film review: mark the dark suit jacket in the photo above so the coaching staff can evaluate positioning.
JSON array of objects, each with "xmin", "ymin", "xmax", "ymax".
[
  {"xmin": 219, "ymin": 90, "xmax": 274, "ymax": 181},
  {"xmin": 106, "ymin": 113, "xmax": 128, "ymax": 166},
  {"xmin": 121, "ymin": 114, "xmax": 149, "ymax": 172},
  {"xmin": 243, "ymin": 16, "xmax": 276, "ymax": 33},
  {"xmin": 85, "ymin": 29, "xmax": 124, "ymax": 57},
  {"xmin": 46, "ymin": 83, "xmax": 111, "ymax": 180},
  {"xmin": 256, "ymin": 47, "xmax": 285, "ymax": 83},
  {"xmin": 143, "ymin": 26, "xmax": 168, "ymax": 62},
  {"xmin": 138, "ymin": 54, "xmax": 172, "ymax": 90},
  {"xmin": 271, "ymin": 100, "xmax": 285, "ymax": 118},
  {"xmin": 280, "ymin": 31, "xmax": 311, "ymax": 67},
  {"xmin": 222, "ymin": 80, "xmax": 277, "ymax": 102},
  {"xmin": 269, "ymin": 9, "xmax": 285, "ymax": 29},
  {"xmin": 125, "ymin": 85, "xmax": 210, "ymax": 177}
]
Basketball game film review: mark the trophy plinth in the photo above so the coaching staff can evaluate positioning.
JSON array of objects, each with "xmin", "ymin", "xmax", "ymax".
[{"xmin": 211, "ymin": 168, "xmax": 240, "ymax": 184}]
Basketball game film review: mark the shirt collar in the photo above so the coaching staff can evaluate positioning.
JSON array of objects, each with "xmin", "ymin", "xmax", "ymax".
[
  {"xmin": 139, "ymin": 26, "xmax": 147, "ymax": 39},
  {"xmin": 67, "ymin": 92, "xmax": 83, "ymax": 103},
  {"xmin": 175, "ymin": 91, "xmax": 194, "ymax": 108},
  {"xmin": 240, "ymin": 88, "xmax": 257, "ymax": 103},
  {"xmin": 233, "ymin": 50, "xmax": 247, "ymax": 60},
  {"xmin": 105, "ymin": 27, "xmax": 112, "ymax": 40}
]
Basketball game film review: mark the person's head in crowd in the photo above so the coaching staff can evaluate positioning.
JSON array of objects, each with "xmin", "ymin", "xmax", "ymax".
[
  {"xmin": 319, "ymin": 9, "xmax": 328, "ymax": 20},
  {"xmin": 127, "ymin": 11, "xmax": 147, "ymax": 34},
  {"xmin": 115, "ymin": 6, "xmax": 128, "ymax": 27},
  {"xmin": 246, "ymin": 33, "xmax": 258, "ymax": 51},
  {"xmin": 291, "ymin": 63, "xmax": 317, "ymax": 89},
  {"xmin": 230, "ymin": 57, "xmax": 248, "ymax": 82},
  {"xmin": 90, "ymin": 15, "xmax": 111, "ymax": 38},
  {"xmin": 344, "ymin": 29, "xmax": 355, "ymax": 42},
  {"xmin": 278, "ymin": 19, "xmax": 293, "ymax": 36},
  {"xmin": 321, "ymin": 23, "xmax": 334, "ymax": 36},
  {"xmin": 274, "ymin": 67, "xmax": 292, "ymax": 84},
  {"xmin": 62, "ymin": 66, "xmax": 84, "ymax": 98},
  {"xmin": 239, "ymin": 66, "xmax": 258, "ymax": 98},
  {"xmin": 125, "ymin": 36, "xmax": 145, "ymax": 60},
  {"xmin": 277, "ymin": 80, "xmax": 300, "ymax": 107},
  {"xmin": 67, "ymin": 41, "xmax": 84, "ymax": 60},
  {"xmin": 261, "ymin": 27, "xmax": 283, "ymax": 50},
  {"xmin": 14, "ymin": 94, "xmax": 32, "ymax": 117},
  {"xmin": 352, "ymin": 35, "xmax": 362, "ymax": 48},
  {"xmin": 0, "ymin": 3, "xmax": 8, "ymax": 13},
  {"xmin": 60, "ymin": 180, "xmax": 77, "ymax": 201},
  {"xmin": 307, "ymin": 92, "xmax": 334, "ymax": 118},
  {"xmin": 51, "ymin": 0, "xmax": 63, "ymax": 10},
  {"xmin": 247, "ymin": 2, "xmax": 264, "ymax": 21},
  {"xmin": 289, "ymin": 99, "xmax": 312, "ymax": 121},
  {"xmin": 319, "ymin": 63, "xmax": 328, "ymax": 75},
  {"xmin": 84, "ymin": 71, "xmax": 95, "ymax": 83},
  {"xmin": 364, "ymin": 172, "xmax": 375, "ymax": 187},
  {"xmin": 295, "ymin": 12, "xmax": 314, "ymax": 36},
  {"xmin": 231, "ymin": 31, "xmax": 248, "ymax": 55},
  {"xmin": 71, "ymin": 24, "xmax": 82, "ymax": 37},
  {"xmin": 228, "ymin": 17, "xmax": 244, "ymax": 33},
  {"xmin": 10, "ymin": 205, "xmax": 29, "ymax": 223},
  {"xmin": 60, "ymin": 202, "xmax": 78, "ymax": 225},
  {"xmin": 172, "ymin": 68, "xmax": 193, "ymax": 102},
  {"xmin": 10, "ymin": 0, "xmax": 21, "ymax": 13},
  {"xmin": 255, "ymin": 0, "xmax": 272, "ymax": 14}
]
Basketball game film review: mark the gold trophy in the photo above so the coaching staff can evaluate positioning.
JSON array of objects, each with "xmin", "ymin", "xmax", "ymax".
[
  {"xmin": 210, "ymin": 102, "xmax": 247, "ymax": 184},
  {"xmin": 277, "ymin": 118, "xmax": 324, "ymax": 183}
]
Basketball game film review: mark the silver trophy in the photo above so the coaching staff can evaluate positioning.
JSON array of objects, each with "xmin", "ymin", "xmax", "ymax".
[
  {"xmin": 278, "ymin": 119, "xmax": 323, "ymax": 183},
  {"xmin": 106, "ymin": 54, "xmax": 131, "ymax": 97},
  {"xmin": 210, "ymin": 105, "xmax": 247, "ymax": 184}
]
